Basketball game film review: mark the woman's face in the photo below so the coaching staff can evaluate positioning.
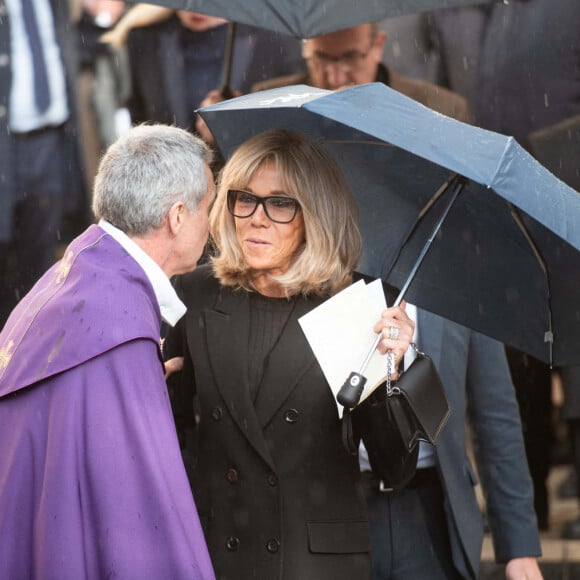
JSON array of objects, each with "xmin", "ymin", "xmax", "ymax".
[{"xmin": 233, "ymin": 163, "xmax": 305, "ymax": 292}]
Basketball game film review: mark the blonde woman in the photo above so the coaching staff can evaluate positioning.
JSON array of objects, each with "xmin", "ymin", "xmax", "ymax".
[{"xmin": 165, "ymin": 129, "xmax": 414, "ymax": 580}]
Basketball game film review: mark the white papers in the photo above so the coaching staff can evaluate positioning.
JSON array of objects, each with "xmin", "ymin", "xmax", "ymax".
[{"xmin": 298, "ymin": 278, "xmax": 390, "ymax": 417}]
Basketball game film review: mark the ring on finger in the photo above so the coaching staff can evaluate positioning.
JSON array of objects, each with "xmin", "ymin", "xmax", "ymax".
[{"xmin": 388, "ymin": 326, "xmax": 399, "ymax": 340}]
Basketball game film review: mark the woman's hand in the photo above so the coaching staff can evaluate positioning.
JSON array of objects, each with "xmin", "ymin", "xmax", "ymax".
[
  {"xmin": 373, "ymin": 301, "xmax": 415, "ymax": 380},
  {"xmin": 164, "ymin": 356, "xmax": 183, "ymax": 380}
]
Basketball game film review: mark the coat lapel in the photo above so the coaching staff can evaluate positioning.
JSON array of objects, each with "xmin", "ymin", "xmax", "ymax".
[
  {"xmin": 204, "ymin": 287, "xmax": 327, "ymax": 464},
  {"xmin": 204, "ymin": 288, "xmax": 276, "ymax": 469}
]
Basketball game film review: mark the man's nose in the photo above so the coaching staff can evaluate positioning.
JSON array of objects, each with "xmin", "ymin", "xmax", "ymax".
[{"xmin": 324, "ymin": 62, "xmax": 350, "ymax": 90}]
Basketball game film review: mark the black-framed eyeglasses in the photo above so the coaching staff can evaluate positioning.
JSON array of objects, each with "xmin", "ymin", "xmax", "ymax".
[{"xmin": 226, "ymin": 189, "xmax": 300, "ymax": 224}]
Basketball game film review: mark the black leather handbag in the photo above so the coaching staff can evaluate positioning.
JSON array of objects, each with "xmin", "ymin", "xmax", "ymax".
[{"xmin": 344, "ymin": 345, "xmax": 451, "ymax": 490}]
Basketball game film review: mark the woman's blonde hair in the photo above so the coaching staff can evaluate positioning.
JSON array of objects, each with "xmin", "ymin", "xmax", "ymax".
[{"xmin": 210, "ymin": 129, "xmax": 362, "ymax": 297}]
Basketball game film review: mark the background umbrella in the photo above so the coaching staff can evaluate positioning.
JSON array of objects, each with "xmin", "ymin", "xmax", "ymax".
[
  {"xmin": 198, "ymin": 82, "xmax": 580, "ymax": 367},
  {"xmin": 128, "ymin": 0, "xmax": 496, "ymax": 38}
]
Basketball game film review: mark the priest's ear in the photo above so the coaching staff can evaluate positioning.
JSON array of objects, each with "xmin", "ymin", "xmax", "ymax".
[{"xmin": 166, "ymin": 201, "xmax": 187, "ymax": 236}]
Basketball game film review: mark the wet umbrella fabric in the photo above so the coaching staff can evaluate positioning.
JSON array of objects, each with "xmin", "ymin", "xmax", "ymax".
[
  {"xmin": 198, "ymin": 82, "xmax": 580, "ymax": 366},
  {"xmin": 132, "ymin": 0, "xmax": 495, "ymax": 38}
]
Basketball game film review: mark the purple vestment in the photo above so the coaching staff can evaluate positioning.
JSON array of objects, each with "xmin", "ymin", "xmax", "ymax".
[{"xmin": 0, "ymin": 225, "xmax": 215, "ymax": 579}]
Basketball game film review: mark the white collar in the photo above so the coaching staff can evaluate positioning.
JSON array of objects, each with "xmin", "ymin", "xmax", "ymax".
[{"xmin": 98, "ymin": 220, "xmax": 186, "ymax": 326}]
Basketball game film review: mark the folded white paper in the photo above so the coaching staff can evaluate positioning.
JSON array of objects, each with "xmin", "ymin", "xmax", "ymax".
[{"xmin": 298, "ymin": 278, "xmax": 390, "ymax": 417}]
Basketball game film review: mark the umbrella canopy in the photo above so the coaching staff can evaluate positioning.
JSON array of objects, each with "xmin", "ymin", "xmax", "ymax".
[
  {"xmin": 198, "ymin": 83, "xmax": 580, "ymax": 366},
  {"xmin": 133, "ymin": 0, "xmax": 494, "ymax": 38}
]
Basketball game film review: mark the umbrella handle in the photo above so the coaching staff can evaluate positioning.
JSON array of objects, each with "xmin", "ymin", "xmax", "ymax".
[
  {"xmin": 337, "ymin": 372, "xmax": 367, "ymax": 407},
  {"xmin": 219, "ymin": 22, "xmax": 237, "ymax": 99}
]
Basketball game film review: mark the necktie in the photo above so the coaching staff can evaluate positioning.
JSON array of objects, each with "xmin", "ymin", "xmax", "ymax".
[{"xmin": 20, "ymin": 0, "xmax": 50, "ymax": 112}]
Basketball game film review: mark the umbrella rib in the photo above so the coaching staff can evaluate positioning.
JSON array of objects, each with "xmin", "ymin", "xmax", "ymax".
[
  {"xmin": 508, "ymin": 204, "xmax": 554, "ymax": 364},
  {"xmin": 392, "ymin": 175, "xmax": 467, "ymax": 307},
  {"xmin": 382, "ymin": 173, "xmax": 461, "ymax": 289},
  {"xmin": 508, "ymin": 206, "xmax": 547, "ymax": 276},
  {"xmin": 417, "ymin": 174, "xmax": 457, "ymax": 220}
]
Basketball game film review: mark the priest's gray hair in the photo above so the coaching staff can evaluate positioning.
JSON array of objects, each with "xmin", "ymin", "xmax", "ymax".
[{"xmin": 92, "ymin": 124, "xmax": 213, "ymax": 236}]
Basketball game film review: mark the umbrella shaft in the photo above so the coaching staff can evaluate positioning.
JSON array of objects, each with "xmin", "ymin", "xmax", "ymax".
[
  {"xmin": 394, "ymin": 175, "xmax": 467, "ymax": 307},
  {"xmin": 358, "ymin": 176, "xmax": 467, "ymax": 378}
]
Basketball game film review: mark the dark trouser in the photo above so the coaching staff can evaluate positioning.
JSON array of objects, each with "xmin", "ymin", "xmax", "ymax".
[
  {"xmin": 0, "ymin": 128, "xmax": 65, "ymax": 327},
  {"xmin": 363, "ymin": 468, "xmax": 463, "ymax": 580},
  {"xmin": 506, "ymin": 347, "xmax": 553, "ymax": 529}
]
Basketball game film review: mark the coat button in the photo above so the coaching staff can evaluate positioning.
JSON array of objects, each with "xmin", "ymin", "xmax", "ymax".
[
  {"xmin": 226, "ymin": 468, "xmax": 239, "ymax": 483},
  {"xmin": 0, "ymin": 54, "xmax": 9, "ymax": 67},
  {"xmin": 267, "ymin": 472, "xmax": 278, "ymax": 487},
  {"xmin": 226, "ymin": 536, "xmax": 240, "ymax": 551},
  {"xmin": 284, "ymin": 408, "xmax": 299, "ymax": 423},
  {"xmin": 266, "ymin": 538, "xmax": 280, "ymax": 553},
  {"xmin": 0, "ymin": 105, "xmax": 6, "ymax": 119},
  {"xmin": 211, "ymin": 406, "xmax": 223, "ymax": 420}
]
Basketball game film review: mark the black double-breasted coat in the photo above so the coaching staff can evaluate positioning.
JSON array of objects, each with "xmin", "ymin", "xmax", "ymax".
[{"xmin": 166, "ymin": 265, "xmax": 370, "ymax": 580}]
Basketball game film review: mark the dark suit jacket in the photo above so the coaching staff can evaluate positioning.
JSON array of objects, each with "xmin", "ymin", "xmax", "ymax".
[
  {"xmin": 166, "ymin": 265, "xmax": 371, "ymax": 580},
  {"xmin": 416, "ymin": 309, "xmax": 541, "ymax": 578},
  {"xmin": 476, "ymin": 0, "xmax": 580, "ymax": 143}
]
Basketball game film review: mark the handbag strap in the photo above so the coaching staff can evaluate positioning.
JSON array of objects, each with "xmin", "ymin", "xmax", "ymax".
[{"xmin": 386, "ymin": 350, "xmax": 396, "ymax": 395}]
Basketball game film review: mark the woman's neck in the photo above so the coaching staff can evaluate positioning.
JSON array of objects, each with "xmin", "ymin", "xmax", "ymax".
[{"xmin": 252, "ymin": 274, "xmax": 287, "ymax": 298}]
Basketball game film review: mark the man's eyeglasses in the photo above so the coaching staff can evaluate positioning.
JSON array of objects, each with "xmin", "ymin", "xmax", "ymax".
[
  {"xmin": 306, "ymin": 48, "xmax": 372, "ymax": 72},
  {"xmin": 226, "ymin": 190, "xmax": 301, "ymax": 224}
]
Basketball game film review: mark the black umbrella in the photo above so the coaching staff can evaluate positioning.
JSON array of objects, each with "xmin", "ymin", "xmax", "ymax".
[
  {"xmin": 198, "ymin": 83, "xmax": 580, "ymax": 367},
  {"xmin": 130, "ymin": 0, "xmax": 495, "ymax": 38}
]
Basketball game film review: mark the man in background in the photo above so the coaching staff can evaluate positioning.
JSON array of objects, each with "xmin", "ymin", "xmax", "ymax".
[
  {"xmin": 197, "ymin": 22, "xmax": 469, "ymax": 144},
  {"xmin": 254, "ymin": 22, "xmax": 469, "ymax": 121},
  {"xmin": 1, "ymin": 0, "xmax": 87, "ymax": 327}
]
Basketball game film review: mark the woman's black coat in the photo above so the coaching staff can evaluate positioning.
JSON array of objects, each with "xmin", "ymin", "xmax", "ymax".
[{"xmin": 166, "ymin": 265, "xmax": 370, "ymax": 580}]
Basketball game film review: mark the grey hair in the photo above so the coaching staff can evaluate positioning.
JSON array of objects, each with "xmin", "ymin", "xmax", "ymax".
[{"xmin": 92, "ymin": 124, "xmax": 213, "ymax": 236}]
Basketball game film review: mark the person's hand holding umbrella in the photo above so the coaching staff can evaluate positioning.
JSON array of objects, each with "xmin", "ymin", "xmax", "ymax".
[{"xmin": 195, "ymin": 88, "xmax": 242, "ymax": 144}]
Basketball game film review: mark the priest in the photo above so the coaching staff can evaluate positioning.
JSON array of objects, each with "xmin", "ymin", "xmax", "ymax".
[{"xmin": 0, "ymin": 124, "xmax": 216, "ymax": 579}]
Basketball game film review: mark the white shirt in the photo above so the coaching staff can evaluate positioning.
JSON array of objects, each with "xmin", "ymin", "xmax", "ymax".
[
  {"xmin": 359, "ymin": 303, "xmax": 437, "ymax": 472},
  {"xmin": 99, "ymin": 221, "xmax": 186, "ymax": 327},
  {"xmin": 6, "ymin": 0, "xmax": 69, "ymax": 132}
]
